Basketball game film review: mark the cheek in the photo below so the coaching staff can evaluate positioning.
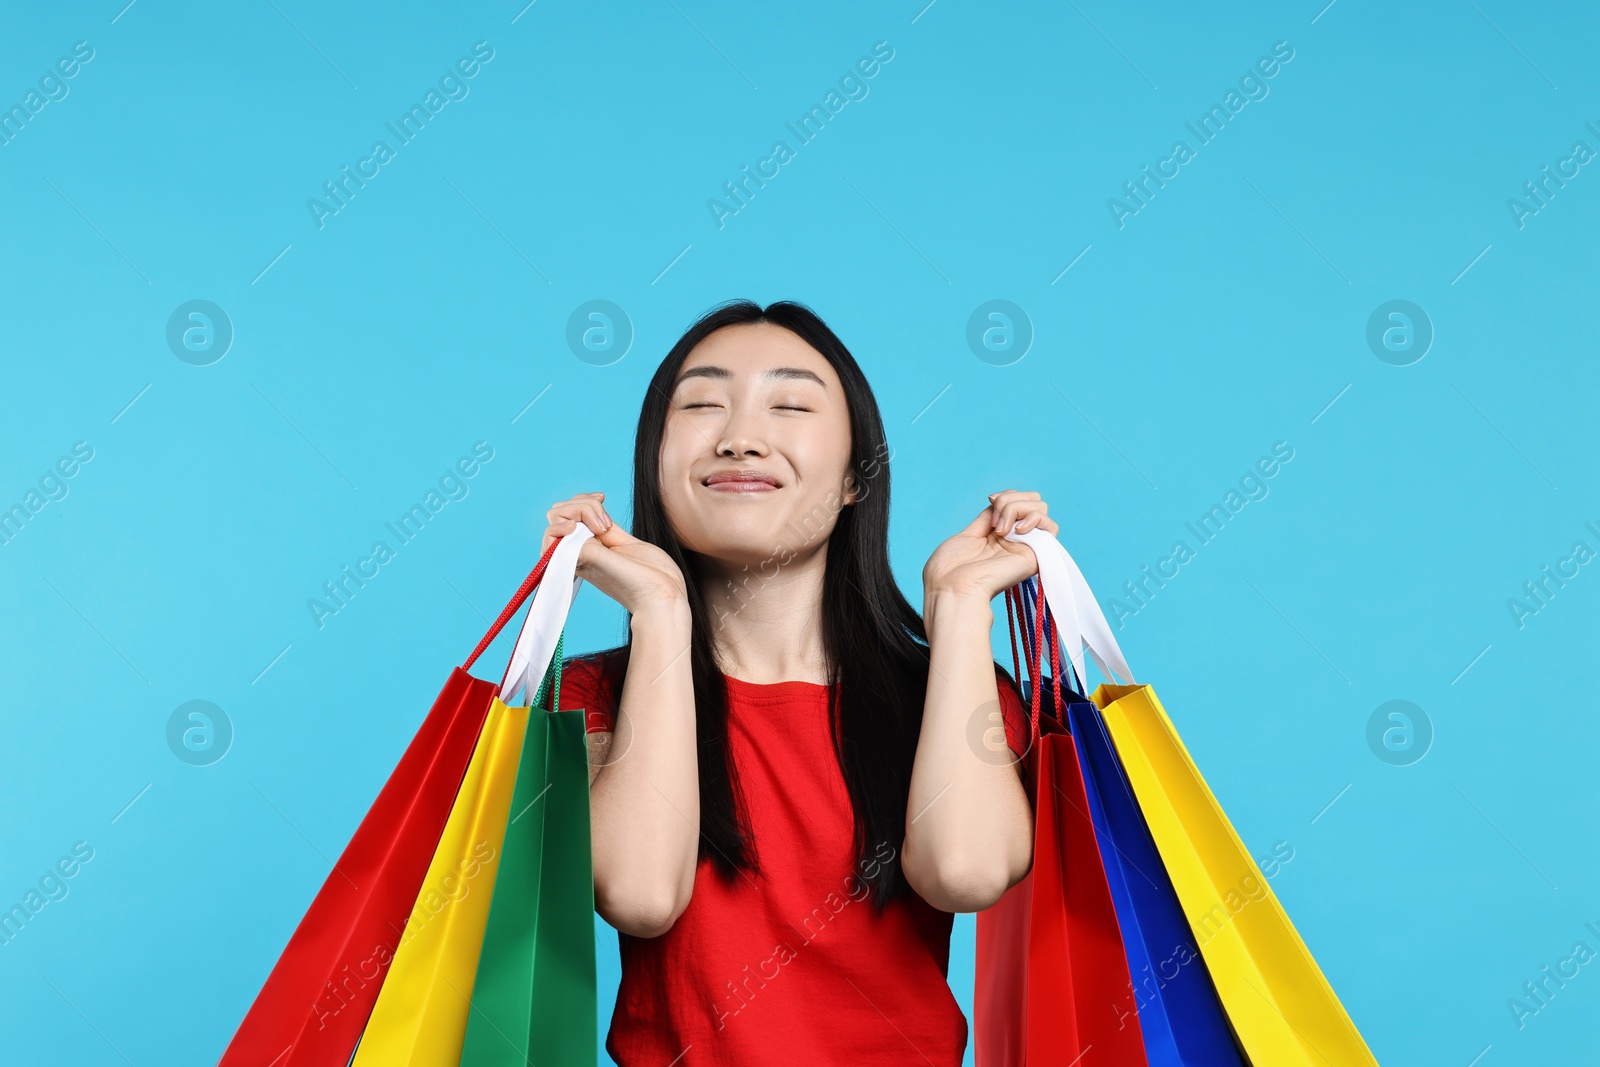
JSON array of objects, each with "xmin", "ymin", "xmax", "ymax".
[
  {"xmin": 788, "ymin": 411, "xmax": 851, "ymax": 469},
  {"xmin": 818, "ymin": 433, "xmax": 856, "ymax": 488},
  {"xmin": 657, "ymin": 425, "xmax": 700, "ymax": 507}
]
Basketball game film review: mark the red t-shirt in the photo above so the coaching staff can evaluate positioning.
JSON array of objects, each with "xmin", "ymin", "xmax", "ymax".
[{"xmin": 559, "ymin": 651, "xmax": 1032, "ymax": 1066}]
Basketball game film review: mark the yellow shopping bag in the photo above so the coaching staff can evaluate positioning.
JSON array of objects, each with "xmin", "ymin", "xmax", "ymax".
[
  {"xmin": 1095, "ymin": 682, "xmax": 1378, "ymax": 1067},
  {"xmin": 350, "ymin": 696, "xmax": 530, "ymax": 1066}
]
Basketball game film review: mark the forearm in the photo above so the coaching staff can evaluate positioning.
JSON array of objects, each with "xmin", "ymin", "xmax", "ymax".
[
  {"xmin": 902, "ymin": 587, "xmax": 1034, "ymax": 912},
  {"xmin": 589, "ymin": 599, "xmax": 700, "ymax": 936}
]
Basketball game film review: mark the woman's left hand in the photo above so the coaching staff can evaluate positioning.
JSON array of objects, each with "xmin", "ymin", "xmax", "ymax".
[{"xmin": 922, "ymin": 490, "xmax": 1060, "ymax": 600}]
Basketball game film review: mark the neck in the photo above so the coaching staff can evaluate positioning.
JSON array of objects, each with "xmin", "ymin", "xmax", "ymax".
[{"xmin": 695, "ymin": 542, "xmax": 832, "ymax": 684}]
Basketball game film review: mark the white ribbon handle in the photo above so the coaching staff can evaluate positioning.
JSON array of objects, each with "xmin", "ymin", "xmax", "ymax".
[
  {"xmin": 499, "ymin": 522, "xmax": 594, "ymax": 704},
  {"xmin": 1004, "ymin": 526, "xmax": 1134, "ymax": 686}
]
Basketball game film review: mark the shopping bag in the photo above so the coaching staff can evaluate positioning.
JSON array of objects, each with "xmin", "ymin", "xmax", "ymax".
[
  {"xmin": 220, "ymin": 534, "xmax": 575, "ymax": 1067},
  {"xmin": 1003, "ymin": 526, "xmax": 1378, "ymax": 1066},
  {"xmin": 1096, "ymin": 683, "xmax": 1375, "ymax": 1066},
  {"xmin": 974, "ymin": 576, "xmax": 1149, "ymax": 1066},
  {"xmin": 348, "ymin": 697, "xmax": 530, "ymax": 1065},
  {"xmin": 462, "ymin": 525, "xmax": 599, "ymax": 1066},
  {"xmin": 1004, "ymin": 566, "xmax": 1244, "ymax": 1066},
  {"xmin": 352, "ymin": 522, "xmax": 598, "ymax": 1065},
  {"xmin": 1068, "ymin": 703, "xmax": 1247, "ymax": 1066}
]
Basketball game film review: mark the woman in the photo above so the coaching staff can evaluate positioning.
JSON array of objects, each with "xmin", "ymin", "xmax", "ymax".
[{"xmin": 547, "ymin": 299, "xmax": 1059, "ymax": 1064}]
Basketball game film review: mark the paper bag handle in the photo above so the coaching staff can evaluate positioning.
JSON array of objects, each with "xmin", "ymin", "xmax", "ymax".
[
  {"xmin": 459, "ymin": 522, "xmax": 594, "ymax": 704},
  {"xmin": 499, "ymin": 522, "xmax": 593, "ymax": 704},
  {"xmin": 1003, "ymin": 526, "xmax": 1134, "ymax": 687}
]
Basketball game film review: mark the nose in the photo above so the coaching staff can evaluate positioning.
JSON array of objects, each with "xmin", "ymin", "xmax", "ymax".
[
  {"xmin": 716, "ymin": 404, "xmax": 769, "ymax": 458},
  {"xmin": 717, "ymin": 435, "xmax": 767, "ymax": 458}
]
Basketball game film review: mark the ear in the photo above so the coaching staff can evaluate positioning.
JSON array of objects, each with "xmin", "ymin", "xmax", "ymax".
[{"xmin": 842, "ymin": 471, "xmax": 861, "ymax": 506}]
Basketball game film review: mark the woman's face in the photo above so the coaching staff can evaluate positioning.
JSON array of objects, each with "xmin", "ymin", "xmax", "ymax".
[{"xmin": 660, "ymin": 322, "xmax": 857, "ymax": 568}]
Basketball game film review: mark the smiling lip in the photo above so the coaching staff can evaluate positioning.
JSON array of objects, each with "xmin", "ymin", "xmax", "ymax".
[{"xmin": 704, "ymin": 471, "xmax": 780, "ymax": 492}]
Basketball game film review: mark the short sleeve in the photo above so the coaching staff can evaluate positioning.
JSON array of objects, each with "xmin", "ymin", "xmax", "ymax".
[
  {"xmin": 558, "ymin": 653, "xmax": 619, "ymax": 734},
  {"xmin": 995, "ymin": 666, "xmax": 1031, "ymax": 760}
]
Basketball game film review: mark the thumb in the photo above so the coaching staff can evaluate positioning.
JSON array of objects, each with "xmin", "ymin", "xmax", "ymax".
[
  {"xmin": 586, "ymin": 516, "xmax": 640, "ymax": 547},
  {"xmin": 547, "ymin": 515, "xmax": 630, "ymax": 557}
]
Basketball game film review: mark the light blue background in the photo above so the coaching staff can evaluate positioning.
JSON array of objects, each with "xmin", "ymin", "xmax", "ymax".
[{"xmin": 2, "ymin": 1, "xmax": 1597, "ymax": 1064}]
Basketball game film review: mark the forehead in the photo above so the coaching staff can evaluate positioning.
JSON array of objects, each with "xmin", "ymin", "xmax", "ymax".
[{"xmin": 675, "ymin": 322, "xmax": 837, "ymax": 391}]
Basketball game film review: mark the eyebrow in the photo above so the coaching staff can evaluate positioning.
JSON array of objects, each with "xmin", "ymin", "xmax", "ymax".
[{"xmin": 674, "ymin": 365, "xmax": 828, "ymax": 390}]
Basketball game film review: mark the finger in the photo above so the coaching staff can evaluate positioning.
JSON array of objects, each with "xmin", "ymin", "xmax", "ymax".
[
  {"xmin": 1013, "ymin": 502, "xmax": 1050, "ymax": 532},
  {"xmin": 584, "ymin": 504, "xmax": 637, "ymax": 544},
  {"xmin": 554, "ymin": 491, "xmax": 605, "ymax": 510},
  {"xmin": 987, "ymin": 491, "xmax": 1030, "ymax": 532},
  {"xmin": 544, "ymin": 516, "xmax": 580, "ymax": 535},
  {"xmin": 998, "ymin": 502, "xmax": 1049, "ymax": 534},
  {"xmin": 553, "ymin": 499, "xmax": 598, "ymax": 518},
  {"xmin": 570, "ymin": 495, "xmax": 613, "ymax": 531},
  {"xmin": 543, "ymin": 507, "xmax": 598, "ymax": 540},
  {"xmin": 542, "ymin": 517, "xmax": 577, "ymax": 555},
  {"xmin": 548, "ymin": 501, "xmax": 610, "ymax": 531},
  {"xmin": 998, "ymin": 503, "xmax": 1045, "ymax": 534}
]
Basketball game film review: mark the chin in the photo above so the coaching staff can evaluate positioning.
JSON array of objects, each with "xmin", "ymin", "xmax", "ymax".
[{"xmin": 681, "ymin": 517, "xmax": 794, "ymax": 563}]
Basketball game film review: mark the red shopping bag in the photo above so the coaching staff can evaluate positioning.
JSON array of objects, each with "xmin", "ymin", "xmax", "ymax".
[
  {"xmin": 974, "ymin": 579, "xmax": 1148, "ymax": 1066},
  {"xmin": 219, "ymin": 539, "xmax": 565, "ymax": 1067}
]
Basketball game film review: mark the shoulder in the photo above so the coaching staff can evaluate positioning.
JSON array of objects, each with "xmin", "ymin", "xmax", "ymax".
[
  {"xmin": 558, "ymin": 647, "xmax": 627, "ymax": 733},
  {"xmin": 992, "ymin": 663, "xmax": 1031, "ymax": 761}
]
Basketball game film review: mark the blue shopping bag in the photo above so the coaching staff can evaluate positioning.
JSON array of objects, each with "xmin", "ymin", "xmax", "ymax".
[
  {"xmin": 1009, "ymin": 576, "xmax": 1244, "ymax": 1066},
  {"xmin": 1067, "ymin": 701, "xmax": 1245, "ymax": 1066}
]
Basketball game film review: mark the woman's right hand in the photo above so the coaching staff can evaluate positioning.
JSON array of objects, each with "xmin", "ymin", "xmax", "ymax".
[{"xmin": 543, "ymin": 492, "xmax": 688, "ymax": 615}]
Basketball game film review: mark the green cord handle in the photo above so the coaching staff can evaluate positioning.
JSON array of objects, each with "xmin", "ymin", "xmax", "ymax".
[{"xmin": 529, "ymin": 629, "xmax": 565, "ymax": 712}]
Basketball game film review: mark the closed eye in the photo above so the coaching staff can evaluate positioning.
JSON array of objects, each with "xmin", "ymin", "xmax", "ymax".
[{"xmin": 682, "ymin": 402, "xmax": 810, "ymax": 411}]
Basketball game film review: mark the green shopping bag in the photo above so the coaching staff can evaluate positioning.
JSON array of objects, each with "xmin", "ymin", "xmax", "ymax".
[{"xmin": 460, "ymin": 625, "xmax": 598, "ymax": 1066}]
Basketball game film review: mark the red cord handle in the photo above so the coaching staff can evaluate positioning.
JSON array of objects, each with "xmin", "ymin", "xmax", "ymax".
[
  {"xmin": 1004, "ymin": 578, "xmax": 1065, "ymax": 744},
  {"xmin": 461, "ymin": 535, "xmax": 563, "ymax": 672}
]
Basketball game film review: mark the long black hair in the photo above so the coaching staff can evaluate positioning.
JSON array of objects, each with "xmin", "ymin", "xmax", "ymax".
[{"xmin": 580, "ymin": 299, "xmax": 952, "ymax": 913}]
